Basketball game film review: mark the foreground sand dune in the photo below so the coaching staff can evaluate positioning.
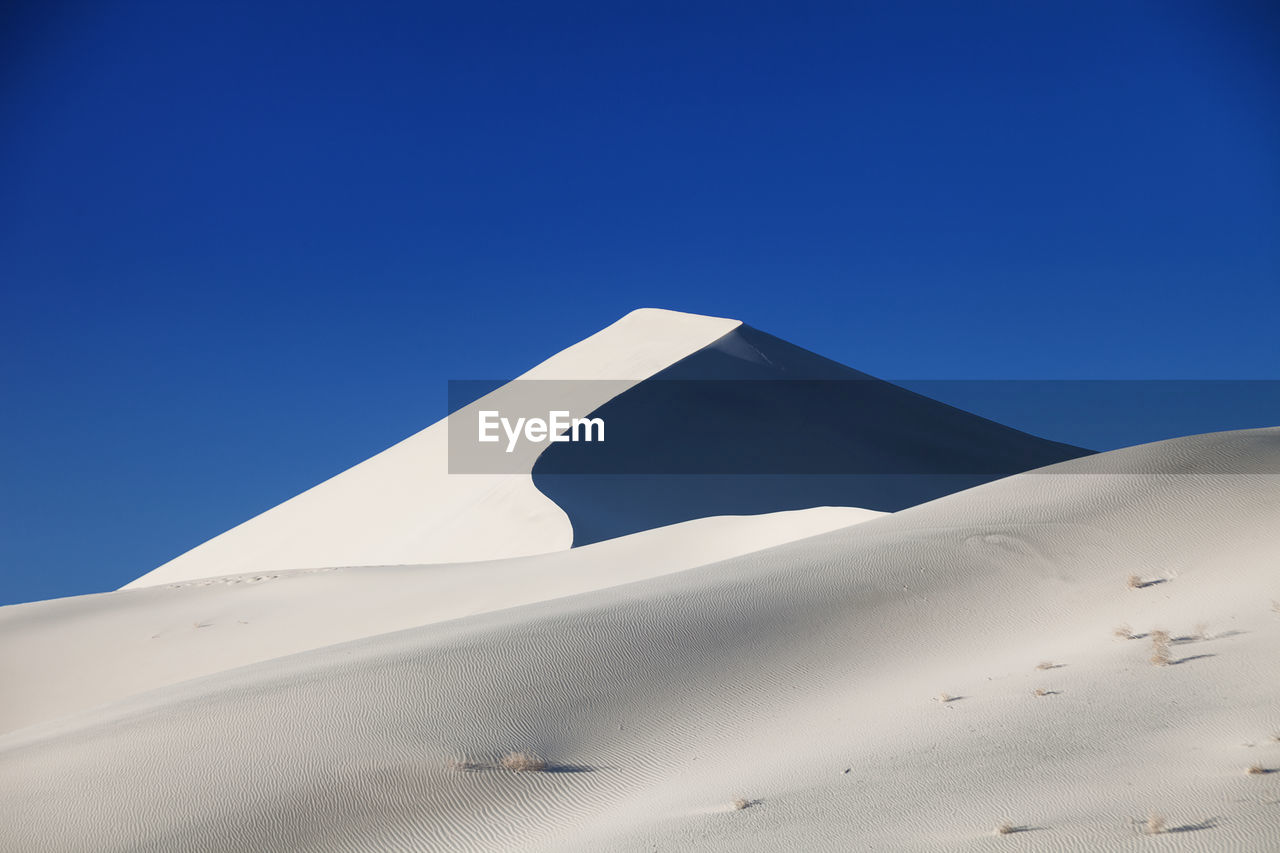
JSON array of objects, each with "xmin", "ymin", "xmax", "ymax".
[
  {"xmin": 2, "ymin": 429, "xmax": 1277, "ymax": 851},
  {"xmin": 0, "ymin": 506, "xmax": 881, "ymax": 735}
]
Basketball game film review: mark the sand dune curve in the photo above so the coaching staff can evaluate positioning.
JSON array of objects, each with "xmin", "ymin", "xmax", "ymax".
[
  {"xmin": 2, "ymin": 429, "xmax": 1277, "ymax": 851},
  {"xmin": 0, "ymin": 506, "xmax": 881, "ymax": 735}
]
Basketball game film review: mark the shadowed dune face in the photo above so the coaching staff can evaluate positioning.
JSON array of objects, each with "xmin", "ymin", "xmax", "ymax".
[
  {"xmin": 122, "ymin": 309, "xmax": 741, "ymax": 590},
  {"xmin": 11, "ymin": 307, "xmax": 1273, "ymax": 851},
  {"xmin": 533, "ymin": 324, "xmax": 1092, "ymax": 545},
  {"xmin": 123, "ymin": 309, "xmax": 1087, "ymax": 590},
  {"xmin": 3, "ymin": 429, "xmax": 1274, "ymax": 852}
]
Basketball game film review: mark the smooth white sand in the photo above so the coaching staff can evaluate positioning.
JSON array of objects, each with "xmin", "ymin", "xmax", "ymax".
[
  {"xmin": 0, "ymin": 506, "xmax": 881, "ymax": 735},
  {"xmin": 2, "ymin": 428, "xmax": 1278, "ymax": 851},
  {"xmin": 124, "ymin": 308, "xmax": 741, "ymax": 589}
]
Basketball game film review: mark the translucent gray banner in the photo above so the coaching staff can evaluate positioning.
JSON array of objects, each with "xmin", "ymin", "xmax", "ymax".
[{"xmin": 446, "ymin": 379, "xmax": 1280, "ymax": 475}]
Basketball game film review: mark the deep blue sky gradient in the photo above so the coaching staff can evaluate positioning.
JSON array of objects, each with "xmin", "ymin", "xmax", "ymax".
[{"xmin": 2, "ymin": 1, "xmax": 1278, "ymax": 604}]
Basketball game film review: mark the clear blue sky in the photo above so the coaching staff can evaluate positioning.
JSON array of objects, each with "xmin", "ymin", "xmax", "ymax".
[{"xmin": 2, "ymin": 1, "xmax": 1277, "ymax": 605}]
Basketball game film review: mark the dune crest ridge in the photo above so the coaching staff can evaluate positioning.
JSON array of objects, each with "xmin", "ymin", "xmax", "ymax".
[
  {"xmin": 124, "ymin": 309, "xmax": 741, "ymax": 589},
  {"xmin": 2, "ymin": 429, "xmax": 1278, "ymax": 851}
]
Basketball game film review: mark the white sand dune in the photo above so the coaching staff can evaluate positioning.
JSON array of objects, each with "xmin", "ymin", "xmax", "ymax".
[
  {"xmin": 0, "ymin": 506, "xmax": 881, "ymax": 735},
  {"xmin": 125, "ymin": 309, "xmax": 1088, "ymax": 591},
  {"xmin": 124, "ymin": 309, "xmax": 741, "ymax": 589},
  {"xmin": 2, "ymin": 428, "xmax": 1278, "ymax": 851},
  {"xmin": 530, "ymin": 321, "xmax": 1090, "ymax": 546}
]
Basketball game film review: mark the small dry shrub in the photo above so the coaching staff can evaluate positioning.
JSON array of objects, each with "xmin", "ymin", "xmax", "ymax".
[
  {"xmin": 1246, "ymin": 764, "xmax": 1267, "ymax": 775},
  {"xmin": 1114, "ymin": 624, "xmax": 1135, "ymax": 640},
  {"xmin": 447, "ymin": 758, "xmax": 483, "ymax": 772},
  {"xmin": 1127, "ymin": 575, "xmax": 1144, "ymax": 590},
  {"xmin": 731, "ymin": 797, "xmax": 756, "ymax": 810},
  {"xmin": 500, "ymin": 752, "xmax": 547, "ymax": 772},
  {"xmin": 1033, "ymin": 688, "xmax": 1050, "ymax": 697},
  {"xmin": 1150, "ymin": 630, "xmax": 1172, "ymax": 666},
  {"xmin": 1144, "ymin": 812, "xmax": 1166, "ymax": 835},
  {"xmin": 1035, "ymin": 661, "xmax": 1056, "ymax": 670},
  {"xmin": 936, "ymin": 693, "xmax": 956, "ymax": 703},
  {"xmin": 993, "ymin": 821, "xmax": 1015, "ymax": 835}
]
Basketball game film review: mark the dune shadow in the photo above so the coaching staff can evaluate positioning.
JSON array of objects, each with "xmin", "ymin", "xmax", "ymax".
[
  {"xmin": 1171, "ymin": 653, "xmax": 1216, "ymax": 666},
  {"xmin": 1170, "ymin": 630, "xmax": 1240, "ymax": 644},
  {"xmin": 532, "ymin": 324, "xmax": 1092, "ymax": 546}
]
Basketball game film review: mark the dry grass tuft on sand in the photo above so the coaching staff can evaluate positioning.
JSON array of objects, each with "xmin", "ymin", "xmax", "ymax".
[
  {"xmin": 992, "ymin": 821, "xmax": 1028, "ymax": 835},
  {"xmin": 500, "ymin": 752, "xmax": 548, "ymax": 772},
  {"xmin": 731, "ymin": 797, "xmax": 758, "ymax": 811},
  {"xmin": 1245, "ymin": 764, "xmax": 1268, "ymax": 775},
  {"xmin": 1149, "ymin": 630, "xmax": 1172, "ymax": 667},
  {"xmin": 1144, "ymin": 812, "xmax": 1166, "ymax": 835},
  {"xmin": 1114, "ymin": 624, "xmax": 1136, "ymax": 640}
]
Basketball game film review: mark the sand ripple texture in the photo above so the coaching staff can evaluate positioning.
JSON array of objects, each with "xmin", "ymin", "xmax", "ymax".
[{"xmin": 1, "ymin": 428, "xmax": 1279, "ymax": 851}]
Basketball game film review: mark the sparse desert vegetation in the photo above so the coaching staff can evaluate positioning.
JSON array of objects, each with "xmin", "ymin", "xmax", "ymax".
[
  {"xmin": 1032, "ymin": 688, "xmax": 1051, "ymax": 697},
  {"xmin": 446, "ymin": 753, "xmax": 551, "ymax": 772},
  {"xmin": 500, "ymin": 752, "xmax": 548, "ymax": 772},
  {"xmin": 1035, "ymin": 660, "xmax": 1057, "ymax": 670},
  {"xmin": 1246, "ymin": 763, "xmax": 1268, "ymax": 775},
  {"xmin": 1114, "ymin": 624, "xmax": 1136, "ymax": 640},
  {"xmin": 1192, "ymin": 622, "xmax": 1209, "ymax": 641},
  {"xmin": 1144, "ymin": 812, "xmax": 1166, "ymax": 835},
  {"xmin": 731, "ymin": 797, "xmax": 757, "ymax": 810},
  {"xmin": 993, "ymin": 821, "xmax": 1015, "ymax": 835},
  {"xmin": 1149, "ymin": 630, "xmax": 1172, "ymax": 666},
  {"xmin": 936, "ymin": 693, "xmax": 957, "ymax": 703},
  {"xmin": 1127, "ymin": 575, "xmax": 1144, "ymax": 590}
]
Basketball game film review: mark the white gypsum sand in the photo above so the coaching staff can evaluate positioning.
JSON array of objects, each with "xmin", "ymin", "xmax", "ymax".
[
  {"xmin": 123, "ymin": 308, "xmax": 1089, "ymax": 590},
  {"xmin": 1, "ymin": 428, "xmax": 1278, "ymax": 851},
  {"xmin": 123, "ymin": 308, "xmax": 741, "ymax": 589},
  {"xmin": 0, "ymin": 506, "xmax": 882, "ymax": 734}
]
